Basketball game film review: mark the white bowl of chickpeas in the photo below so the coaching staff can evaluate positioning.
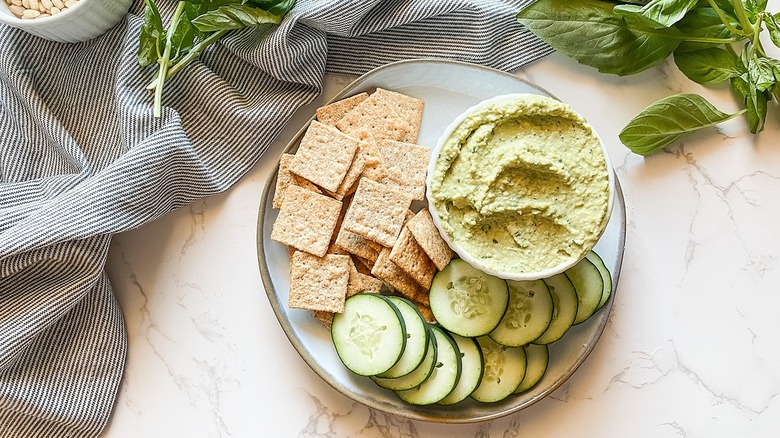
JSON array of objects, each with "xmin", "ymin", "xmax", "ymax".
[{"xmin": 0, "ymin": 0, "xmax": 132, "ymax": 43}]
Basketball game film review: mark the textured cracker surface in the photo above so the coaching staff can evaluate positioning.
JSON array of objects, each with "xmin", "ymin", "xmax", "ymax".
[
  {"xmin": 290, "ymin": 121, "xmax": 359, "ymax": 193},
  {"xmin": 389, "ymin": 226, "xmax": 436, "ymax": 289},
  {"xmin": 288, "ymin": 252, "xmax": 351, "ymax": 313},
  {"xmin": 341, "ymin": 178, "xmax": 413, "ymax": 247},
  {"xmin": 406, "ymin": 209, "xmax": 455, "ymax": 270},
  {"xmin": 271, "ymin": 185, "xmax": 342, "ymax": 257}
]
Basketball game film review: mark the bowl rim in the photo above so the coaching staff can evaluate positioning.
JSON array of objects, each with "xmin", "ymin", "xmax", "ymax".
[
  {"xmin": 0, "ymin": 0, "xmax": 92, "ymax": 26},
  {"xmin": 424, "ymin": 92, "xmax": 616, "ymax": 282}
]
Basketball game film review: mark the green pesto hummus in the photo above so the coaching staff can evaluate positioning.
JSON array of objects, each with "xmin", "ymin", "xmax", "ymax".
[{"xmin": 429, "ymin": 94, "xmax": 610, "ymax": 275}]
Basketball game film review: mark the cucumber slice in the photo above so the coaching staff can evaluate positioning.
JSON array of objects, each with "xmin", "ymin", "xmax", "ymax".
[
  {"xmin": 438, "ymin": 333, "xmax": 484, "ymax": 405},
  {"xmin": 331, "ymin": 294, "xmax": 406, "ymax": 376},
  {"xmin": 566, "ymin": 256, "xmax": 604, "ymax": 325},
  {"xmin": 488, "ymin": 279, "xmax": 553, "ymax": 347},
  {"xmin": 470, "ymin": 336, "xmax": 526, "ymax": 403},
  {"xmin": 371, "ymin": 334, "xmax": 437, "ymax": 391},
  {"xmin": 377, "ymin": 296, "xmax": 431, "ymax": 379},
  {"xmin": 429, "ymin": 259, "xmax": 509, "ymax": 337},
  {"xmin": 514, "ymin": 343, "xmax": 549, "ymax": 394},
  {"xmin": 534, "ymin": 273, "xmax": 578, "ymax": 345},
  {"xmin": 395, "ymin": 326, "xmax": 462, "ymax": 405},
  {"xmin": 587, "ymin": 251, "xmax": 613, "ymax": 310}
]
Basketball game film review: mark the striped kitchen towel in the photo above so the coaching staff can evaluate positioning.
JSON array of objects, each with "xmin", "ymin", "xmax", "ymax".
[{"xmin": 0, "ymin": 0, "xmax": 551, "ymax": 436}]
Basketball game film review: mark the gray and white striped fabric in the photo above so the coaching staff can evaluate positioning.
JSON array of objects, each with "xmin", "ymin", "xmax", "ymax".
[{"xmin": 0, "ymin": 0, "xmax": 551, "ymax": 436}]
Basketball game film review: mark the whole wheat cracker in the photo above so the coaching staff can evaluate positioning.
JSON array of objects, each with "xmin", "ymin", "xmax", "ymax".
[
  {"xmin": 290, "ymin": 121, "xmax": 359, "ymax": 193},
  {"xmin": 389, "ymin": 226, "xmax": 436, "ymax": 290},
  {"xmin": 335, "ymin": 227, "xmax": 382, "ymax": 261},
  {"xmin": 362, "ymin": 140, "xmax": 430, "ymax": 201},
  {"xmin": 273, "ymin": 153, "xmax": 322, "ymax": 209},
  {"xmin": 371, "ymin": 247, "xmax": 424, "ymax": 301},
  {"xmin": 271, "ymin": 185, "xmax": 342, "ymax": 257},
  {"xmin": 347, "ymin": 258, "xmax": 383, "ymax": 297},
  {"xmin": 288, "ymin": 252, "xmax": 351, "ymax": 313},
  {"xmin": 316, "ymin": 92, "xmax": 369, "ymax": 126},
  {"xmin": 335, "ymin": 92, "xmax": 411, "ymax": 142},
  {"xmin": 341, "ymin": 178, "xmax": 413, "ymax": 248},
  {"xmin": 373, "ymin": 88, "xmax": 425, "ymax": 143},
  {"xmin": 406, "ymin": 209, "xmax": 455, "ymax": 270},
  {"xmin": 327, "ymin": 144, "xmax": 367, "ymax": 200}
]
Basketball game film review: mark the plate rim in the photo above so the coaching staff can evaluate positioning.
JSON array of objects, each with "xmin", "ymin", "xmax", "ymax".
[{"xmin": 257, "ymin": 58, "xmax": 626, "ymax": 423}]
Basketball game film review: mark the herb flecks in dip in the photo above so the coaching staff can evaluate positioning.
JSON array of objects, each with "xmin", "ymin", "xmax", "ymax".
[{"xmin": 429, "ymin": 94, "xmax": 610, "ymax": 275}]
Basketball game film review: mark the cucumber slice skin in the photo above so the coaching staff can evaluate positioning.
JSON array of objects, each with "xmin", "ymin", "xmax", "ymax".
[
  {"xmin": 514, "ymin": 343, "xmax": 549, "ymax": 394},
  {"xmin": 533, "ymin": 273, "xmax": 579, "ymax": 345},
  {"xmin": 470, "ymin": 336, "xmax": 527, "ymax": 403},
  {"xmin": 566, "ymin": 256, "xmax": 604, "ymax": 325},
  {"xmin": 429, "ymin": 259, "xmax": 509, "ymax": 338},
  {"xmin": 395, "ymin": 326, "xmax": 462, "ymax": 405},
  {"xmin": 438, "ymin": 333, "xmax": 484, "ymax": 406},
  {"xmin": 371, "ymin": 334, "xmax": 438, "ymax": 391},
  {"xmin": 488, "ymin": 279, "xmax": 554, "ymax": 347},
  {"xmin": 376, "ymin": 296, "xmax": 431, "ymax": 379},
  {"xmin": 586, "ymin": 251, "xmax": 613, "ymax": 311},
  {"xmin": 331, "ymin": 294, "xmax": 407, "ymax": 377}
]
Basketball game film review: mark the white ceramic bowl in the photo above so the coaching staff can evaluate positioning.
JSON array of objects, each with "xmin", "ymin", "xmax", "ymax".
[
  {"xmin": 0, "ymin": 0, "xmax": 132, "ymax": 43},
  {"xmin": 426, "ymin": 93, "xmax": 616, "ymax": 282}
]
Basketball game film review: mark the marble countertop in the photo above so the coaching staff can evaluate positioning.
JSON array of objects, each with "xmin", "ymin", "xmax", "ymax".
[{"xmin": 101, "ymin": 46, "xmax": 780, "ymax": 437}]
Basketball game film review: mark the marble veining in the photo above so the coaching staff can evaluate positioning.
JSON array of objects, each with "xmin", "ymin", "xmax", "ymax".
[{"xmin": 101, "ymin": 49, "xmax": 780, "ymax": 437}]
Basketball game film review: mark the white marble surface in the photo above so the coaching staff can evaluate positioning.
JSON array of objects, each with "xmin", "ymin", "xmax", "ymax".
[{"xmin": 103, "ymin": 39, "xmax": 780, "ymax": 437}]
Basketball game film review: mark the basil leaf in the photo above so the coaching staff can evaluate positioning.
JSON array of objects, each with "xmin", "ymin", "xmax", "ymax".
[
  {"xmin": 137, "ymin": 0, "xmax": 165, "ymax": 68},
  {"xmin": 747, "ymin": 56, "xmax": 778, "ymax": 92},
  {"xmin": 248, "ymin": 0, "xmax": 296, "ymax": 17},
  {"xmin": 745, "ymin": 0, "xmax": 768, "ymax": 20},
  {"xmin": 731, "ymin": 75, "xmax": 767, "ymax": 133},
  {"xmin": 192, "ymin": 4, "xmax": 282, "ymax": 32},
  {"xmin": 675, "ymin": 6, "xmax": 739, "ymax": 52},
  {"xmin": 619, "ymin": 93, "xmax": 741, "ymax": 155},
  {"xmin": 633, "ymin": 0, "xmax": 699, "ymax": 28},
  {"xmin": 764, "ymin": 13, "xmax": 780, "ymax": 49},
  {"xmin": 517, "ymin": 0, "xmax": 681, "ymax": 76},
  {"xmin": 673, "ymin": 47, "xmax": 739, "ymax": 84},
  {"xmin": 171, "ymin": 11, "xmax": 197, "ymax": 61},
  {"xmin": 613, "ymin": 4, "xmax": 668, "ymax": 28}
]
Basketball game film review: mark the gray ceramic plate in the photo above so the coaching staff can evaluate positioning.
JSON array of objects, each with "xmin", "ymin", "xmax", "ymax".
[{"xmin": 257, "ymin": 59, "xmax": 626, "ymax": 423}]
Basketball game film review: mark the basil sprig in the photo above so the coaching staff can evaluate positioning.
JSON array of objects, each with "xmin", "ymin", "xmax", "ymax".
[
  {"xmin": 137, "ymin": 0, "xmax": 295, "ymax": 117},
  {"xmin": 518, "ymin": 0, "xmax": 780, "ymax": 155}
]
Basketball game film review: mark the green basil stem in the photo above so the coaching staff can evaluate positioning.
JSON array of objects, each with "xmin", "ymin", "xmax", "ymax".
[
  {"xmin": 705, "ymin": 0, "xmax": 748, "ymax": 36},
  {"xmin": 680, "ymin": 35, "xmax": 742, "ymax": 44},
  {"xmin": 731, "ymin": 0, "xmax": 754, "ymax": 32},
  {"xmin": 752, "ymin": 14, "xmax": 766, "ymax": 57},
  {"xmin": 153, "ymin": 1, "xmax": 186, "ymax": 117},
  {"xmin": 145, "ymin": 29, "xmax": 227, "ymax": 91}
]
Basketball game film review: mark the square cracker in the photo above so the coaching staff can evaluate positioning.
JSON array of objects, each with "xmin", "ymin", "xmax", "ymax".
[
  {"xmin": 316, "ymin": 93, "xmax": 369, "ymax": 126},
  {"xmin": 271, "ymin": 185, "xmax": 342, "ymax": 257},
  {"xmin": 288, "ymin": 252, "xmax": 351, "ymax": 313},
  {"xmin": 372, "ymin": 248, "xmax": 424, "ymax": 301},
  {"xmin": 310, "ymin": 259, "xmax": 383, "ymax": 328},
  {"xmin": 389, "ymin": 226, "xmax": 436, "ymax": 290},
  {"xmin": 290, "ymin": 121, "xmax": 360, "ymax": 193},
  {"xmin": 311, "ymin": 310, "xmax": 335, "ymax": 328},
  {"xmin": 341, "ymin": 178, "xmax": 413, "ymax": 248},
  {"xmin": 327, "ymin": 144, "xmax": 368, "ymax": 200},
  {"xmin": 363, "ymin": 140, "xmax": 430, "ymax": 201},
  {"xmin": 406, "ymin": 209, "xmax": 455, "ymax": 270},
  {"xmin": 335, "ymin": 227, "xmax": 382, "ymax": 261},
  {"xmin": 273, "ymin": 153, "xmax": 321, "ymax": 209},
  {"xmin": 347, "ymin": 258, "xmax": 383, "ymax": 297},
  {"xmin": 373, "ymin": 88, "xmax": 424, "ymax": 143},
  {"xmin": 335, "ymin": 93, "xmax": 411, "ymax": 142}
]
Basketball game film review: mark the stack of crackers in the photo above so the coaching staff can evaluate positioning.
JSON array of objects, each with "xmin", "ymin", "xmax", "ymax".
[{"xmin": 270, "ymin": 88, "xmax": 455, "ymax": 326}]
